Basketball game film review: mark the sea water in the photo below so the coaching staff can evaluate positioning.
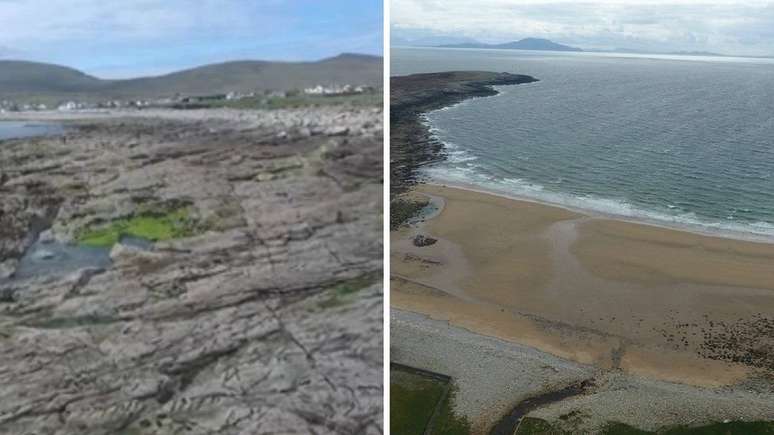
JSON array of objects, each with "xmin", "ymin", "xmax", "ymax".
[
  {"xmin": 393, "ymin": 47, "xmax": 774, "ymax": 239},
  {"xmin": 0, "ymin": 121, "xmax": 64, "ymax": 141}
]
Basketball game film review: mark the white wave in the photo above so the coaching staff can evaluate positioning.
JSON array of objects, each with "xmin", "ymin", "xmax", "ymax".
[
  {"xmin": 420, "ymin": 112, "xmax": 479, "ymax": 164},
  {"xmin": 440, "ymin": 141, "xmax": 478, "ymax": 163},
  {"xmin": 423, "ymin": 164, "xmax": 774, "ymax": 242}
]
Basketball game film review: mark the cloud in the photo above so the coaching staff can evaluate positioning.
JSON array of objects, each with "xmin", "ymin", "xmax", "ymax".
[
  {"xmin": 392, "ymin": 0, "xmax": 774, "ymax": 55},
  {"xmin": 0, "ymin": 0, "xmax": 273, "ymax": 43}
]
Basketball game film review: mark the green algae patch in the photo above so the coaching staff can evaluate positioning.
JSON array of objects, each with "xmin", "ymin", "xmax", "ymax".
[
  {"xmin": 77, "ymin": 208, "xmax": 200, "ymax": 247},
  {"xmin": 319, "ymin": 271, "xmax": 381, "ymax": 308}
]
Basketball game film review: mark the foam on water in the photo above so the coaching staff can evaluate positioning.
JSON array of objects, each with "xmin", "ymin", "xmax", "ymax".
[
  {"xmin": 424, "ymin": 163, "xmax": 774, "ymax": 242},
  {"xmin": 420, "ymin": 114, "xmax": 479, "ymax": 164}
]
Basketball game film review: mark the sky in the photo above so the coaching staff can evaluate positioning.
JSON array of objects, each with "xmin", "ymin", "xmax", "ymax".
[
  {"xmin": 392, "ymin": 0, "xmax": 774, "ymax": 56},
  {"xmin": 0, "ymin": 0, "xmax": 383, "ymax": 78}
]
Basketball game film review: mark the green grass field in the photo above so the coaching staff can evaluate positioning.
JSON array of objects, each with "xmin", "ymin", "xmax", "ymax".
[
  {"xmin": 391, "ymin": 368, "xmax": 448, "ymax": 435},
  {"xmin": 390, "ymin": 366, "xmax": 471, "ymax": 435},
  {"xmin": 429, "ymin": 386, "xmax": 472, "ymax": 435},
  {"xmin": 183, "ymin": 92, "xmax": 382, "ymax": 111}
]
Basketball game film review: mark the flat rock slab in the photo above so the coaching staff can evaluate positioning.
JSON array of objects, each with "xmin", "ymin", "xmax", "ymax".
[{"xmin": 0, "ymin": 107, "xmax": 383, "ymax": 434}]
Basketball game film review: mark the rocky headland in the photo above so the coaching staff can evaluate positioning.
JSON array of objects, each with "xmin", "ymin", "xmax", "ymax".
[
  {"xmin": 389, "ymin": 71, "xmax": 537, "ymax": 198},
  {"xmin": 0, "ymin": 107, "xmax": 383, "ymax": 434}
]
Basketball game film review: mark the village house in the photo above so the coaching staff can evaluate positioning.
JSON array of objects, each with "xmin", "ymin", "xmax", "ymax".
[
  {"xmin": 57, "ymin": 101, "xmax": 82, "ymax": 111},
  {"xmin": 303, "ymin": 84, "xmax": 372, "ymax": 96}
]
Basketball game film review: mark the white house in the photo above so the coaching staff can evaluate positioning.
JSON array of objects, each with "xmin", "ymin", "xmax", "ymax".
[{"xmin": 58, "ymin": 101, "xmax": 79, "ymax": 111}]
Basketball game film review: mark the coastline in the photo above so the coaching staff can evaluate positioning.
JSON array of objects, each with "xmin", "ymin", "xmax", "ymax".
[
  {"xmin": 390, "ymin": 69, "xmax": 774, "ymax": 432},
  {"xmin": 390, "ymin": 71, "xmax": 538, "ymax": 198},
  {"xmin": 403, "ymin": 70, "xmax": 774, "ymax": 244},
  {"xmin": 391, "ymin": 183, "xmax": 774, "ymax": 386},
  {"xmin": 426, "ymin": 178, "xmax": 774, "ymax": 245}
]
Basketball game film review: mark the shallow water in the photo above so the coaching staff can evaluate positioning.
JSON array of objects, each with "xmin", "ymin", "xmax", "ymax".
[
  {"xmin": 0, "ymin": 121, "xmax": 64, "ymax": 141},
  {"xmin": 5, "ymin": 236, "xmax": 155, "ymax": 283},
  {"xmin": 406, "ymin": 195, "xmax": 443, "ymax": 226},
  {"xmin": 393, "ymin": 47, "xmax": 774, "ymax": 239},
  {"xmin": 12, "ymin": 240, "xmax": 112, "ymax": 281}
]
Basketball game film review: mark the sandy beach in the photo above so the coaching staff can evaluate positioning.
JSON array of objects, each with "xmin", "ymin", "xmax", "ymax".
[{"xmin": 391, "ymin": 183, "xmax": 774, "ymax": 387}]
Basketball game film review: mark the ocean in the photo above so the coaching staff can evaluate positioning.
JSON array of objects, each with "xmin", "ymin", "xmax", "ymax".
[
  {"xmin": 392, "ymin": 47, "xmax": 774, "ymax": 239},
  {"xmin": 0, "ymin": 121, "xmax": 64, "ymax": 141}
]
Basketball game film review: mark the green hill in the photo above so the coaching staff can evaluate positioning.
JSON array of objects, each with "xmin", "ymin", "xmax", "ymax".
[
  {"xmin": 0, "ymin": 60, "xmax": 107, "ymax": 94},
  {"xmin": 0, "ymin": 53, "xmax": 382, "ymax": 103}
]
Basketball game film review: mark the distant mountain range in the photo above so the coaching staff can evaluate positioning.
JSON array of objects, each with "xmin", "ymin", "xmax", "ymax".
[
  {"xmin": 407, "ymin": 37, "xmax": 762, "ymax": 58},
  {"xmin": 0, "ymin": 53, "xmax": 382, "ymax": 102},
  {"xmin": 669, "ymin": 51, "xmax": 724, "ymax": 56},
  {"xmin": 392, "ymin": 35, "xmax": 481, "ymax": 47},
  {"xmin": 438, "ymin": 38, "xmax": 583, "ymax": 52},
  {"xmin": 590, "ymin": 47, "xmax": 725, "ymax": 57}
]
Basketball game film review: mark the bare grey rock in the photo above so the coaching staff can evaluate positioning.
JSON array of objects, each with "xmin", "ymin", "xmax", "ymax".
[
  {"xmin": 38, "ymin": 230, "xmax": 55, "ymax": 244},
  {"xmin": 0, "ymin": 259, "xmax": 17, "ymax": 279},
  {"xmin": 324, "ymin": 126, "xmax": 350, "ymax": 137},
  {"xmin": 0, "ymin": 107, "xmax": 383, "ymax": 434}
]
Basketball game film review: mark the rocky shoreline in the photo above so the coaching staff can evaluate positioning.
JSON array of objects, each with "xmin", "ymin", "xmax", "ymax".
[
  {"xmin": 0, "ymin": 107, "xmax": 383, "ymax": 434},
  {"xmin": 389, "ymin": 71, "xmax": 538, "ymax": 201}
]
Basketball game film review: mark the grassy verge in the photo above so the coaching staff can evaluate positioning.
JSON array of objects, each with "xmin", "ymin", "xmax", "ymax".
[
  {"xmin": 178, "ymin": 92, "xmax": 382, "ymax": 110},
  {"xmin": 76, "ymin": 207, "xmax": 200, "ymax": 247},
  {"xmin": 318, "ymin": 271, "xmax": 381, "ymax": 309},
  {"xmin": 430, "ymin": 385, "xmax": 472, "ymax": 435},
  {"xmin": 390, "ymin": 366, "xmax": 472, "ymax": 435},
  {"xmin": 514, "ymin": 418, "xmax": 774, "ymax": 435},
  {"xmin": 516, "ymin": 417, "xmax": 564, "ymax": 434},
  {"xmin": 391, "ymin": 368, "xmax": 448, "ymax": 435}
]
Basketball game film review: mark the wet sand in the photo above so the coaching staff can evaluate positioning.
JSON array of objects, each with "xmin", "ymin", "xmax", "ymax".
[{"xmin": 391, "ymin": 184, "xmax": 774, "ymax": 387}]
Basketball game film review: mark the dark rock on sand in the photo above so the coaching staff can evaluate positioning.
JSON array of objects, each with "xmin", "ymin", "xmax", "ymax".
[{"xmin": 412, "ymin": 234, "xmax": 438, "ymax": 247}]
